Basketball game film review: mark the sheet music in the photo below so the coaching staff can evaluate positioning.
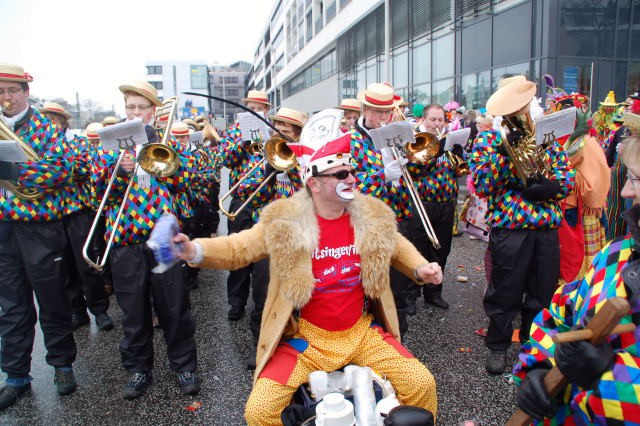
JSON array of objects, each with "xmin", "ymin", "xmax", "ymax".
[
  {"xmin": 299, "ymin": 108, "xmax": 343, "ymax": 151},
  {"xmin": 189, "ymin": 131, "xmax": 204, "ymax": 150},
  {"xmin": 97, "ymin": 118, "xmax": 148, "ymax": 151},
  {"xmin": 534, "ymin": 107, "xmax": 577, "ymax": 146},
  {"xmin": 444, "ymin": 128, "xmax": 471, "ymax": 151},
  {"xmin": 237, "ymin": 112, "xmax": 272, "ymax": 143},
  {"xmin": 370, "ymin": 121, "xmax": 415, "ymax": 151},
  {"xmin": 0, "ymin": 140, "xmax": 29, "ymax": 162}
]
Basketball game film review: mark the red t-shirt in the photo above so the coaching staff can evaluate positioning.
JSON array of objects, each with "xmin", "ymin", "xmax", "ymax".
[{"xmin": 300, "ymin": 213, "xmax": 364, "ymax": 331}]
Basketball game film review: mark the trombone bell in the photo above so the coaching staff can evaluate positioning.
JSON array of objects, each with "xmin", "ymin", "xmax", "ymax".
[
  {"xmin": 137, "ymin": 144, "xmax": 180, "ymax": 177},
  {"xmin": 406, "ymin": 132, "xmax": 441, "ymax": 163}
]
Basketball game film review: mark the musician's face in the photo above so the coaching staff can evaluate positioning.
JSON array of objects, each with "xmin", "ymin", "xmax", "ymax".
[
  {"xmin": 124, "ymin": 94, "xmax": 155, "ymax": 124},
  {"xmin": 364, "ymin": 106, "xmax": 393, "ymax": 129},
  {"xmin": 0, "ymin": 82, "xmax": 28, "ymax": 116},
  {"xmin": 274, "ymin": 121, "xmax": 300, "ymax": 139},
  {"xmin": 175, "ymin": 135, "xmax": 190, "ymax": 146},
  {"xmin": 423, "ymin": 107, "xmax": 445, "ymax": 133},
  {"xmin": 246, "ymin": 101, "xmax": 269, "ymax": 115},
  {"xmin": 344, "ymin": 111, "xmax": 359, "ymax": 129},
  {"xmin": 43, "ymin": 112, "xmax": 67, "ymax": 129},
  {"xmin": 622, "ymin": 159, "xmax": 640, "ymax": 204}
]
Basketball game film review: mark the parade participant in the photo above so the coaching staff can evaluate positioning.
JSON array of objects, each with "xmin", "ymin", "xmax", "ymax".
[
  {"xmin": 40, "ymin": 102, "xmax": 113, "ymax": 331},
  {"xmin": 102, "ymin": 116, "xmax": 119, "ymax": 127},
  {"xmin": 219, "ymin": 89, "xmax": 269, "ymax": 323},
  {"xmin": 406, "ymin": 103, "xmax": 461, "ymax": 311},
  {"xmin": 91, "ymin": 81, "xmax": 199, "ymax": 399},
  {"xmin": 0, "ymin": 63, "xmax": 78, "ymax": 409},
  {"xmin": 468, "ymin": 77, "xmax": 575, "ymax": 375},
  {"xmin": 336, "ymin": 98, "xmax": 360, "ymax": 132},
  {"xmin": 174, "ymin": 129, "xmax": 442, "ymax": 425},
  {"xmin": 592, "ymin": 90, "xmax": 619, "ymax": 146},
  {"xmin": 513, "ymin": 134, "xmax": 640, "ymax": 425}
]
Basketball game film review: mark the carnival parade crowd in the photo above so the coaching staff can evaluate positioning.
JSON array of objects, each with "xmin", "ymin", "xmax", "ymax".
[{"xmin": 1, "ymin": 60, "xmax": 640, "ymax": 425}]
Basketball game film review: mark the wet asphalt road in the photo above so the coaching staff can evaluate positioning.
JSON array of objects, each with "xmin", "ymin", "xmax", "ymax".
[{"xmin": 2, "ymin": 195, "xmax": 521, "ymax": 425}]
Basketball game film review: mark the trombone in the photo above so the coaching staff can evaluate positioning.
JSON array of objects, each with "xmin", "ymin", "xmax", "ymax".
[
  {"xmin": 218, "ymin": 134, "xmax": 297, "ymax": 220},
  {"xmin": 82, "ymin": 97, "xmax": 180, "ymax": 270}
]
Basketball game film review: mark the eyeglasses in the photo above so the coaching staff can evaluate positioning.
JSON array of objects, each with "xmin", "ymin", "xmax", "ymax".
[
  {"xmin": 125, "ymin": 104, "xmax": 153, "ymax": 111},
  {"xmin": 315, "ymin": 169, "xmax": 356, "ymax": 180},
  {"xmin": 627, "ymin": 172, "xmax": 640, "ymax": 188},
  {"xmin": 0, "ymin": 87, "xmax": 24, "ymax": 96}
]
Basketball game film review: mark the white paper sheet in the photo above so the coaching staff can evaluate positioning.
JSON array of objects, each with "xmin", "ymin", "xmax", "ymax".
[
  {"xmin": 534, "ymin": 107, "xmax": 577, "ymax": 146},
  {"xmin": 96, "ymin": 118, "xmax": 148, "ymax": 151},
  {"xmin": 444, "ymin": 128, "xmax": 471, "ymax": 151},
  {"xmin": 237, "ymin": 112, "xmax": 272, "ymax": 142},
  {"xmin": 370, "ymin": 121, "xmax": 416, "ymax": 151},
  {"xmin": 189, "ymin": 131, "xmax": 204, "ymax": 150},
  {"xmin": 0, "ymin": 139, "xmax": 29, "ymax": 162}
]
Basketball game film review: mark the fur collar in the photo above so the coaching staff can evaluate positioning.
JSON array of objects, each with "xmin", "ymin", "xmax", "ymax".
[{"xmin": 260, "ymin": 190, "xmax": 398, "ymax": 309}]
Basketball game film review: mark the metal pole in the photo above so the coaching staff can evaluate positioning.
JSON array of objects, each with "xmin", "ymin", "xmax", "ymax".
[
  {"xmin": 75, "ymin": 92, "xmax": 81, "ymax": 127},
  {"xmin": 222, "ymin": 74, "xmax": 227, "ymax": 126},
  {"xmin": 384, "ymin": 0, "xmax": 390, "ymax": 82},
  {"xmin": 589, "ymin": 62, "xmax": 595, "ymax": 113}
]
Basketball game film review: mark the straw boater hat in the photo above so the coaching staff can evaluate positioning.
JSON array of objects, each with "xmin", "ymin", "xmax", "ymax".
[
  {"xmin": 85, "ymin": 122, "xmax": 103, "ymax": 140},
  {"xmin": 102, "ymin": 116, "xmax": 119, "ymax": 126},
  {"xmin": 182, "ymin": 118, "xmax": 199, "ymax": 131},
  {"xmin": 337, "ymin": 98, "xmax": 361, "ymax": 112},
  {"xmin": 623, "ymin": 112, "xmax": 640, "ymax": 134},
  {"xmin": 486, "ymin": 77, "xmax": 537, "ymax": 116},
  {"xmin": 171, "ymin": 122, "xmax": 193, "ymax": 136},
  {"xmin": 269, "ymin": 107, "xmax": 308, "ymax": 128},
  {"xmin": 357, "ymin": 83, "xmax": 397, "ymax": 109},
  {"xmin": 40, "ymin": 102, "xmax": 72, "ymax": 120},
  {"xmin": 118, "ymin": 81, "xmax": 162, "ymax": 106},
  {"xmin": 599, "ymin": 91, "xmax": 618, "ymax": 107},
  {"xmin": 0, "ymin": 63, "xmax": 33, "ymax": 83},
  {"xmin": 241, "ymin": 90, "xmax": 271, "ymax": 107}
]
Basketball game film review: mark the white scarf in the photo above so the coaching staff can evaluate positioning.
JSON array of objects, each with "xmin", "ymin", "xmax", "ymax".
[
  {"xmin": 135, "ymin": 144, "xmax": 151, "ymax": 190},
  {"xmin": 1, "ymin": 105, "xmax": 29, "ymax": 131}
]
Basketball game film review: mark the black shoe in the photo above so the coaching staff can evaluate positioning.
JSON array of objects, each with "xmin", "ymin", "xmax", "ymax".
[
  {"xmin": 95, "ymin": 313, "xmax": 114, "ymax": 331},
  {"xmin": 485, "ymin": 350, "xmax": 507, "ymax": 375},
  {"xmin": 425, "ymin": 296, "xmax": 449, "ymax": 310},
  {"xmin": 71, "ymin": 311, "xmax": 90, "ymax": 330},
  {"xmin": 246, "ymin": 347, "xmax": 257, "ymax": 371},
  {"xmin": 123, "ymin": 372, "xmax": 152, "ymax": 400},
  {"xmin": 177, "ymin": 371, "xmax": 200, "ymax": 395},
  {"xmin": 0, "ymin": 383, "xmax": 30, "ymax": 410},
  {"xmin": 406, "ymin": 302, "xmax": 417, "ymax": 316},
  {"xmin": 54, "ymin": 369, "xmax": 77, "ymax": 395},
  {"xmin": 228, "ymin": 305, "xmax": 245, "ymax": 321}
]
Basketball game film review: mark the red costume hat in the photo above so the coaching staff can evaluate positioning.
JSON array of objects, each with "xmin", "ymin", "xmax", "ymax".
[{"xmin": 288, "ymin": 134, "xmax": 352, "ymax": 185}]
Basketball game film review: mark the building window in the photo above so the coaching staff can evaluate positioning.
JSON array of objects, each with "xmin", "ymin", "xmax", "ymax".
[
  {"xmin": 149, "ymin": 81, "xmax": 163, "ymax": 90},
  {"xmin": 225, "ymin": 88, "xmax": 239, "ymax": 97},
  {"xmin": 460, "ymin": 71, "xmax": 491, "ymax": 109},
  {"xmin": 413, "ymin": 82, "xmax": 431, "ymax": 106},
  {"xmin": 393, "ymin": 49, "xmax": 409, "ymax": 89},
  {"xmin": 432, "ymin": 34, "xmax": 454, "ymax": 80},
  {"xmin": 147, "ymin": 65, "xmax": 162, "ymax": 74},
  {"xmin": 326, "ymin": 0, "xmax": 336, "ymax": 22},
  {"xmin": 433, "ymin": 78, "xmax": 454, "ymax": 106},
  {"xmin": 190, "ymin": 65, "xmax": 208, "ymax": 90},
  {"xmin": 413, "ymin": 42, "xmax": 431, "ymax": 84},
  {"xmin": 492, "ymin": 61, "xmax": 529, "ymax": 91},
  {"xmin": 559, "ymin": 0, "xmax": 615, "ymax": 58}
]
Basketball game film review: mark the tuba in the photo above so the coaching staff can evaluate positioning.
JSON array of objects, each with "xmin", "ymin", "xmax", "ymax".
[
  {"xmin": 0, "ymin": 102, "xmax": 42, "ymax": 200},
  {"xmin": 497, "ymin": 102, "xmax": 551, "ymax": 187}
]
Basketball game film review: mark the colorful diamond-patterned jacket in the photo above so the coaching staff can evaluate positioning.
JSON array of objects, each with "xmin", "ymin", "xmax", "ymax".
[
  {"xmin": 512, "ymin": 207, "xmax": 640, "ymax": 425},
  {"xmin": 1, "ymin": 108, "xmax": 72, "ymax": 222},
  {"xmin": 219, "ymin": 121, "xmax": 262, "ymax": 188},
  {"xmin": 61, "ymin": 134, "xmax": 93, "ymax": 215},
  {"xmin": 468, "ymin": 130, "xmax": 575, "ymax": 229},
  {"xmin": 167, "ymin": 138, "xmax": 196, "ymax": 221},
  {"xmin": 91, "ymin": 145, "xmax": 192, "ymax": 247},
  {"xmin": 409, "ymin": 153, "xmax": 459, "ymax": 203}
]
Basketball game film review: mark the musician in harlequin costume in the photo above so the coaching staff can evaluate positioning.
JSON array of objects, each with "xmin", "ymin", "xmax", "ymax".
[
  {"xmin": 0, "ymin": 63, "xmax": 78, "ymax": 409},
  {"xmin": 219, "ymin": 89, "xmax": 269, "ymax": 325},
  {"xmin": 233, "ymin": 106, "xmax": 307, "ymax": 369},
  {"xmin": 40, "ymin": 102, "xmax": 114, "ymax": 332},
  {"xmin": 468, "ymin": 76, "xmax": 575, "ymax": 375},
  {"xmin": 91, "ymin": 81, "xmax": 199, "ymax": 399},
  {"xmin": 406, "ymin": 103, "xmax": 464, "ymax": 312},
  {"xmin": 337, "ymin": 98, "xmax": 361, "ymax": 133},
  {"xmin": 512, "ymin": 133, "xmax": 640, "ymax": 425},
  {"xmin": 592, "ymin": 90, "xmax": 620, "ymax": 146},
  {"xmin": 174, "ymin": 125, "xmax": 442, "ymax": 425}
]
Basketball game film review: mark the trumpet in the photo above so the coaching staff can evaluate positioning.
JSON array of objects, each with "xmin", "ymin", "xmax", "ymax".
[
  {"xmin": 0, "ymin": 101, "xmax": 42, "ymax": 200},
  {"xmin": 82, "ymin": 97, "xmax": 180, "ymax": 270},
  {"xmin": 218, "ymin": 134, "xmax": 297, "ymax": 220}
]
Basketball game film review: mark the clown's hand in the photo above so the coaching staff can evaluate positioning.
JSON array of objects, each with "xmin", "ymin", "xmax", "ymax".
[{"xmin": 415, "ymin": 262, "xmax": 442, "ymax": 285}]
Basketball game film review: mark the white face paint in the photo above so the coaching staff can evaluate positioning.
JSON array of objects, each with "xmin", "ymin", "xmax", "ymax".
[{"xmin": 336, "ymin": 182, "xmax": 355, "ymax": 201}]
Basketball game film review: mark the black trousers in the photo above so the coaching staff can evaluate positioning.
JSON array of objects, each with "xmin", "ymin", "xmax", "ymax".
[
  {"xmin": 484, "ymin": 228, "xmax": 559, "ymax": 351},
  {"xmin": 207, "ymin": 181, "xmax": 221, "ymax": 236},
  {"xmin": 407, "ymin": 200, "xmax": 455, "ymax": 301},
  {"xmin": 226, "ymin": 197, "xmax": 255, "ymax": 308},
  {"xmin": 0, "ymin": 221, "xmax": 77, "ymax": 377},
  {"xmin": 62, "ymin": 211, "xmax": 110, "ymax": 316},
  {"xmin": 110, "ymin": 243, "xmax": 197, "ymax": 373},
  {"xmin": 183, "ymin": 201, "xmax": 216, "ymax": 286},
  {"xmin": 249, "ymin": 258, "xmax": 271, "ymax": 342}
]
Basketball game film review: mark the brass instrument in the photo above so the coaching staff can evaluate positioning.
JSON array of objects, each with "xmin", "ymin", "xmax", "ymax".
[
  {"xmin": 0, "ymin": 101, "xmax": 42, "ymax": 200},
  {"xmin": 498, "ymin": 103, "xmax": 551, "ymax": 187},
  {"xmin": 219, "ymin": 135, "xmax": 297, "ymax": 220},
  {"xmin": 197, "ymin": 117, "xmax": 222, "ymax": 144},
  {"xmin": 82, "ymin": 97, "xmax": 181, "ymax": 270}
]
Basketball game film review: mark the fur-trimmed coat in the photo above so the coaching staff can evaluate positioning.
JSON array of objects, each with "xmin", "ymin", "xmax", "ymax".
[{"xmin": 194, "ymin": 190, "xmax": 429, "ymax": 381}]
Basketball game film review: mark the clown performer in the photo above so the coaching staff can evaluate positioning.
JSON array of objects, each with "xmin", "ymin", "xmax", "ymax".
[
  {"xmin": 592, "ymin": 90, "xmax": 620, "ymax": 147},
  {"xmin": 174, "ymin": 117, "xmax": 442, "ymax": 425},
  {"xmin": 512, "ymin": 133, "xmax": 640, "ymax": 425}
]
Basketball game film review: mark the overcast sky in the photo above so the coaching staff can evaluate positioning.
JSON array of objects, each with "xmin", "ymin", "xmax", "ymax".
[{"xmin": 0, "ymin": 0, "xmax": 276, "ymax": 113}]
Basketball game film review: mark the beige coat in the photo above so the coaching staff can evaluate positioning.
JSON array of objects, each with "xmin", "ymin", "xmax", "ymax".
[{"xmin": 194, "ymin": 191, "xmax": 428, "ymax": 381}]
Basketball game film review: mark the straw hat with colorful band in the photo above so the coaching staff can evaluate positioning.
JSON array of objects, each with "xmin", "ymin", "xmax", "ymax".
[
  {"xmin": 241, "ymin": 90, "xmax": 271, "ymax": 107},
  {"xmin": 600, "ymin": 90, "xmax": 618, "ymax": 106},
  {"xmin": 118, "ymin": 81, "xmax": 162, "ymax": 106},
  {"xmin": 337, "ymin": 98, "xmax": 361, "ymax": 112},
  {"xmin": 102, "ymin": 116, "xmax": 119, "ymax": 125},
  {"xmin": 269, "ymin": 107, "xmax": 308, "ymax": 128},
  {"xmin": 85, "ymin": 122, "xmax": 103, "ymax": 139},
  {"xmin": 171, "ymin": 122, "xmax": 193, "ymax": 136},
  {"xmin": 357, "ymin": 83, "xmax": 397, "ymax": 109},
  {"xmin": 40, "ymin": 102, "xmax": 72, "ymax": 120},
  {"xmin": 0, "ymin": 63, "xmax": 33, "ymax": 83},
  {"xmin": 486, "ymin": 77, "xmax": 537, "ymax": 116}
]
